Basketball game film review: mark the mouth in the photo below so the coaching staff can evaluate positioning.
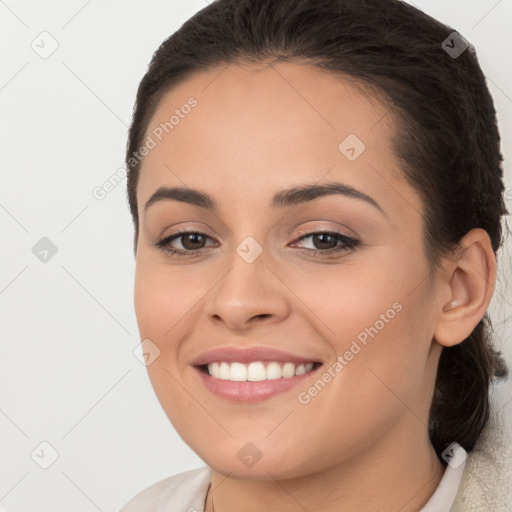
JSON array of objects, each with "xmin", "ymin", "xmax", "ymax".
[{"xmin": 191, "ymin": 347, "xmax": 323, "ymax": 403}]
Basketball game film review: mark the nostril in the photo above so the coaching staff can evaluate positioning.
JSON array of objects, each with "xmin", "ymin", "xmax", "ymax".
[{"xmin": 254, "ymin": 314, "xmax": 271, "ymax": 320}]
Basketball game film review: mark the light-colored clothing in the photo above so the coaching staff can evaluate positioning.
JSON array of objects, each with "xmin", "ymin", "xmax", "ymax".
[
  {"xmin": 120, "ymin": 402, "xmax": 512, "ymax": 511},
  {"xmin": 450, "ymin": 397, "xmax": 512, "ymax": 511}
]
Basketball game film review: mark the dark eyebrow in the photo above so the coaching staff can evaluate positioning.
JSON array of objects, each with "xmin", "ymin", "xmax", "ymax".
[
  {"xmin": 144, "ymin": 186, "xmax": 215, "ymax": 212},
  {"xmin": 271, "ymin": 182, "xmax": 386, "ymax": 216},
  {"xmin": 143, "ymin": 182, "xmax": 386, "ymax": 217}
]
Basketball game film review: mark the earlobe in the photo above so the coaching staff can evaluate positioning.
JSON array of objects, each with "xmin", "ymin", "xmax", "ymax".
[{"xmin": 434, "ymin": 229, "xmax": 496, "ymax": 347}]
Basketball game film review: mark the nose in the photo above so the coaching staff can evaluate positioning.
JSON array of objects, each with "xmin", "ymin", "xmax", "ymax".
[{"xmin": 204, "ymin": 245, "xmax": 291, "ymax": 332}]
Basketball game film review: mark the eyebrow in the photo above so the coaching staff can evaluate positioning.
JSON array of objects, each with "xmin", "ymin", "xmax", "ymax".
[{"xmin": 143, "ymin": 182, "xmax": 386, "ymax": 217}]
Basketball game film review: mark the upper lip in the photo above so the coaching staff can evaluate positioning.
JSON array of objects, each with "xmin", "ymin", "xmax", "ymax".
[{"xmin": 191, "ymin": 346, "xmax": 323, "ymax": 366}]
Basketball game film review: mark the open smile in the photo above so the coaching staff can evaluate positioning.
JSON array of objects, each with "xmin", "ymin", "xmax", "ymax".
[{"xmin": 191, "ymin": 347, "xmax": 323, "ymax": 402}]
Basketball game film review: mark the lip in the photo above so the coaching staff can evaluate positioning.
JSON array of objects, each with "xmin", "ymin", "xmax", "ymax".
[
  {"xmin": 191, "ymin": 346, "xmax": 322, "ymax": 366},
  {"xmin": 191, "ymin": 345, "xmax": 323, "ymax": 403},
  {"xmin": 194, "ymin": 366, "xmax": 321, "ymax": 403}
]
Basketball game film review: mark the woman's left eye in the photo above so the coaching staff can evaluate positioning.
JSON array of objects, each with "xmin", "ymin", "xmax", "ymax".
[
  {"xmin": 153, "ymin": 230, "xmax": 360, "ymax": 257},
  {"xmin": 291, "ymin": 231, "xmax": 360, "ymax": 255}
]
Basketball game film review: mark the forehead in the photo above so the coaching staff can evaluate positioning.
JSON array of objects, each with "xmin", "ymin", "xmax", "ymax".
[{"xmin": 137, "ymin": 60, "xmax": 420, "ymax": 220}]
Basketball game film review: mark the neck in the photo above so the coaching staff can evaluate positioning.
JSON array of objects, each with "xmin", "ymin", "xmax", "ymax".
[{"xmin": 205, "ymin": 423, "xmax": 444, "ymax": 512}]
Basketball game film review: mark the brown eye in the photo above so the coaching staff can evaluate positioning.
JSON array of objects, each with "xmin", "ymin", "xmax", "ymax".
[
  {"xmin": 293, "ymin": 231, "xmax": 359, "ymax": 254},
  {"xmin": 154, "ymin": 231, "xmax": 217, "ymax": 256},
  {"xmin": 310, "ymin": 233, "xmax": 339, "ymax": 250},
  {"xmin": 179, "ymin": 233, "xmax": 208, "ymax": 250}
]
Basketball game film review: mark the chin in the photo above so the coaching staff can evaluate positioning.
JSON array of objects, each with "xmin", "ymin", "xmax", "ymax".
[{"xmin": 193, "ymin": 439, "xmax": 317, "ymax": 481}]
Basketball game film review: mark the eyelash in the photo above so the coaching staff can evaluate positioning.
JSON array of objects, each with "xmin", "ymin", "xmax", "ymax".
[{"xmin": 153, "ymin": 229, "xmax": 360, "ymax": 258}]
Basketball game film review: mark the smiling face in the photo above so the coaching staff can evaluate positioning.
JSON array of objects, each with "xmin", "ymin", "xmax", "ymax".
[{"xmin": 133, "ymin": 60, "xmax": 445, "ymax": 479}]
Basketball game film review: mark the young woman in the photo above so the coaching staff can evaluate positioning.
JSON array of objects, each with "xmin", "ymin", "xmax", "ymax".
[{"xmin": 121, "ymin": 0, "xmax": 511, "ymax": 510}]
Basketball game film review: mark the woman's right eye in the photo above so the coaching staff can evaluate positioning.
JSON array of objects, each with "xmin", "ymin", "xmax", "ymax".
[{"xmin": 153, "ymin": 231, "xmax": 217, "ymax": 256}]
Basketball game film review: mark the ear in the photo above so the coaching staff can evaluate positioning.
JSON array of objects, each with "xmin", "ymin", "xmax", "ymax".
[{"xmin": 434, "ymin": 228, "xmax": 496, "ymax": 347}]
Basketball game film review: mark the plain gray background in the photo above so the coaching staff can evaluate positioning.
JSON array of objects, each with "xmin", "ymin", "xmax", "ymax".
[{"xmin": 1, "ymin": 1, "xmax": 511, "ymax": 510}]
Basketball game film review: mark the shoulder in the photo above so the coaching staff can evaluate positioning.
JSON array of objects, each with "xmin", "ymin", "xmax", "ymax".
[
  {"xmin": 120, "ymin": 466, "xmax": 211, "ymax": 512},
  {"xmin": 452, "ymin": 387, "xmax": 512, "ymax": 511}
]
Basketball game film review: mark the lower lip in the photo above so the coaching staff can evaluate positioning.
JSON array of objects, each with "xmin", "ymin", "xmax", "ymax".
[{"xmin": 194, "ymin": 366, "xmax": 320, "ymax": 403}]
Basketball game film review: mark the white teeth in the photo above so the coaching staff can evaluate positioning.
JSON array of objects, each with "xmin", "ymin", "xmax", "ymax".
[
  {"xmin": 266, "ymin": 361, "xmax": 282, "ymax": 380},
  {"xmin": 295, "ymin": 364, "xmax": 306, "ymax": 375},
  {"xmin": 230, "ymin": 362, "xmax": 247, "ymax": 381},
  {"xmin": 209, "ymin": 362, "xmax": 220, "ymax": 377},
  {"xmin": 219, "ymin": 362, "xmax": 230, "ymax": 380},
  {"xmin": 282, "ymin": 362, "xmax": 296, "ymax": 378},
  {"xmin": 206, "ymin": 361, "xmax": 317, "ymax": 381},
  {"xmin": 247, "ymin": 362, "xmax": 266, "ymax": 381}
]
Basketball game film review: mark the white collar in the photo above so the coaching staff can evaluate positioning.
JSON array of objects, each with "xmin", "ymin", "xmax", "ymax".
[{"xmin": 420, "ymin": 443, "xmax": 467, "ymax": 511}]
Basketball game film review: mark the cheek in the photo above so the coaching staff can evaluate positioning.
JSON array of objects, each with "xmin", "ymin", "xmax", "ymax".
[
  {"xmin": 285, "ymin": 257, "xmax": 405, "ymax": 342},
  {"xmin": 288, "ymin": 250, "xmax": 433, "ymax": 402},
  {"xmin": 133, "ymin": 260, "xmax": 199, "ymax": 341},
  {"xmin": 133, "ymin": 267, "xmax": 193, "ymax": 435},
  {"xmin": 133, "ymin": 262, "xmax": 209, "ymax": 428},
  {"xmin": 289, "ymin": 304, "xmax": 431, "ymax": 472}
]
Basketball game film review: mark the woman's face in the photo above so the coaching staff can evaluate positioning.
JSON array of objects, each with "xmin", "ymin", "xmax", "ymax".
[{"xmin": 134, "ymin": 61, "xmax": 445, "ymax": 479}]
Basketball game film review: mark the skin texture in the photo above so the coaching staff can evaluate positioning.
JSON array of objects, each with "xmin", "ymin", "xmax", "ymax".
[{"xmin": 133, "ymin": 60, "xmax": 496, "ymax": 512}]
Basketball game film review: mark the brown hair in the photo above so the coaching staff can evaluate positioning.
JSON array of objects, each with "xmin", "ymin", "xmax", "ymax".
[{"xmin": 125, "ymin": 0, "xmax": 509, "ymax": 460}]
